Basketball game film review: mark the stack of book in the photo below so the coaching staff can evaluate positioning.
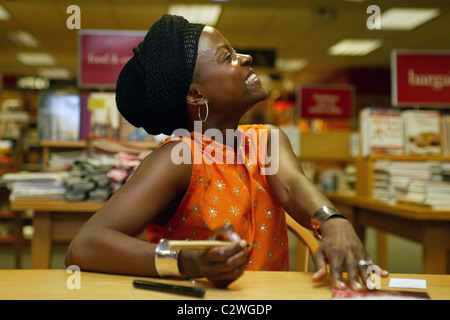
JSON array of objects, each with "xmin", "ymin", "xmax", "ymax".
[
  {"xmin": 402, "ymin": 180, "xmax": 450, "ymax": 210},
  {"xmin": 360, "ymin": 108, "xmax": 404, "ymax": 157},
  {"xmin": 1, "ymin": 172, "xmax": 68, "ymax": 200},
  {"xmin": 403, "ymin": 110, "xmax": 441, "ymax": 155},
  {"xmin": 372, "ymin": 159, "xmax": 450, "ymax": 209},
  {"xmin": 372, "ymin": 160, "xmax": 439, "ymax": 203},
  {"xmin": 372, "ymin": 160, "xmax": 393, "ymax": 203}
]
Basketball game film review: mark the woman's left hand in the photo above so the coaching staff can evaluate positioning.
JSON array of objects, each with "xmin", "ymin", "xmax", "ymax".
[{"xmin": 311, "ymin": 217, "xmax": 389, "ymax": 291}]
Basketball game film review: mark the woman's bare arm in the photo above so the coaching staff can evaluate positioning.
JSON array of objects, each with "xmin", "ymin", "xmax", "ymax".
[
  {"xmin": 65, "ymin": 141, "xmax": 193, "ymax": 276},
  {"xmin": 265, "ymin": 124, "xmax": 388, "ymax": 290}
]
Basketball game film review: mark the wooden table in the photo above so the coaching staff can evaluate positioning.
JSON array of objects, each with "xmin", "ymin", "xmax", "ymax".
[
  {"xmin": 0, "ymin": 270, "xmax": 448, "ymax": 300},
  {"xmin": 328, "ymin": 194, "xmax": 450, "ymax": 274},
  {"xmin": 10, "ymin": 199, "xmax": 103, "ymax": 269}
]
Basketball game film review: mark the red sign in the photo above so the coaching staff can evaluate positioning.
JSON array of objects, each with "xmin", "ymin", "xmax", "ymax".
[
  {"xmin": 391, "ymin": 51, "xmax": 450, "ymax": 106},
  {"xmin": 78, "ymin": 30, "xmax": 146, "ymax": 88},
  {"xmin": 296, "ymin": 85, "xmax": 354, "ymax": 119}
]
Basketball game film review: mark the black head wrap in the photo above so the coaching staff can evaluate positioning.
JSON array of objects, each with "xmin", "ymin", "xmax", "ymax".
[{"xmin": 115, "ymin": 15, "xmax": 205, "ymax": 135}]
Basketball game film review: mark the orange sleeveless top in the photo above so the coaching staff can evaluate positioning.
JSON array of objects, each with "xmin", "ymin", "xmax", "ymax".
[{"xmin": 145, "ymin": 124, "xmax": 289, "ymax": 271}]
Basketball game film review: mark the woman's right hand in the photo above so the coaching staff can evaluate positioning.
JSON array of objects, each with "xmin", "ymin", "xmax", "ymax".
[{"xmin": 178, "ymin": 223, "xmax": 249, "ymax": 288}]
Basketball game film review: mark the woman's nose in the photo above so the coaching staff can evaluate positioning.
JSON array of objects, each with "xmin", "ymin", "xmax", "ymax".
[{"xmin": 239, "ymin": 53, "xmax": 253, "ymax": 66}]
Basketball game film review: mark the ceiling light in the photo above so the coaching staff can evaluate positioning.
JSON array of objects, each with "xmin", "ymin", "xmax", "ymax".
[
  {"xmin": 168, "ymin": 4, "xmax": 222, "ymax": 26},
  {"xmin": 275, "ymin": 58, "xmax": 308, "ymax": 72},
  {"xmin": 16, "ymin": 53, "xmax": 56, "ymax": 66},
  {"xmin": 0, "ymin": 4, "xmax": 11, "ymax": 21},
  {"xmin": 9, "ymin": 31, "xmax": 40, "ymax": 48},
  {"xmin": 380, "ymin": 8, "xmax": 440, "ymax": 30},
  {"xmin": 38, "ymin": 68, "xmax": 72, "ymax": 79},
  {"xmin": 328, "ymin": 39, "xmax": 383, "ymax": 56}
]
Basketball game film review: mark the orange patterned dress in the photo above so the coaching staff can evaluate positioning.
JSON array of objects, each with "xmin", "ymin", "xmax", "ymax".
[{"xmin": 145, "ymin": 124, "xmax": 289, "ymax": 271}]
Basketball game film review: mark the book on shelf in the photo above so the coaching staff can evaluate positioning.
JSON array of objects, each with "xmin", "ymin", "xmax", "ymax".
[
  {"xmin": 80, "ymin": 92, "xmax": 122, "ymax": 140},
  {"xmin": 38, "ymin": 93, "xmax": 81, "ymax": 141},
  {"xmin": 359, "ymin": 108, "xmax": 404, "ymax": 157},
  {"xmin": 48, "ymin": 150, "xmax": 84, "ymax": 170},
  {"xmin": 87, "ymin": 92, "xmax": 121, "ymax": 140},
  {"xmin": 442, "ymin": 162, "xmax": 450, "ymax": 181},
  {"xmin": 396, "ymin": 179, "xmax": 450, "ymax": 210},
  {"xmin": 372, "ymin": 160, "xmax": 449, "ymax": 208},
  {"xmin": 412, "ymin": 180, "xmax": 450, "ymax": 210},
  {"xmin": 402, "ymin": 110, "xmax": 441, "ymax": 155},
  {"xmin": 1, "ymin": 171, "xmax": 68, "ymax": 200}
]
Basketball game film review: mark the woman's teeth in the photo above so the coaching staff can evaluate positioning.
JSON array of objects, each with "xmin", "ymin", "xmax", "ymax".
[{"xmin": 245, "ymin": 73, "xmax": 258, "ymax": 84}]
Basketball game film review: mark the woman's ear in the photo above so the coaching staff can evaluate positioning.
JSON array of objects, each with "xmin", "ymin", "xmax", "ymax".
[{"xmin": 186, "ymin": 85, "xmax": 204, "ymax": 107}]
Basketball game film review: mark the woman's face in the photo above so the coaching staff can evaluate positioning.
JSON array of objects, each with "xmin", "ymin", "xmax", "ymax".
[{"xmin": 190, "ymin": 26, "xmax": 268, "ymax": 120}]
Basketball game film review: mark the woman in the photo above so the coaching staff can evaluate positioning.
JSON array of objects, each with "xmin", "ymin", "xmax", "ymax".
[{"xmin": 66, "ymin": 15, "xmax": 387, "ymax": 290}]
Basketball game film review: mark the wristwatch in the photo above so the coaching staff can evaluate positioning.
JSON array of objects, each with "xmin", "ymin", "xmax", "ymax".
[{"xmin": 311, "ymin": 206, "xmax": 347, "ymax": 240}]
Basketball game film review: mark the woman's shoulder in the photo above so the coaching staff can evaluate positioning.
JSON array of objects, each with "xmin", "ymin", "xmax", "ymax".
[{"xmin": 133, "ymin": 140, "xmax": 193, "ymax": 186}]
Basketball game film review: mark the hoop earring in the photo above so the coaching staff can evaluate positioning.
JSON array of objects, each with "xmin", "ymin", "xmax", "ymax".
[{"xmin": 198, "ymin": 100, "xmax": 209, "ymax": 123}]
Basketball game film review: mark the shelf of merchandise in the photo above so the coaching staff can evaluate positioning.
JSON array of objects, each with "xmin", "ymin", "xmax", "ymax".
[{"xmin": 355, "ymin": 154, "xmax": 450, "ymax": 198}]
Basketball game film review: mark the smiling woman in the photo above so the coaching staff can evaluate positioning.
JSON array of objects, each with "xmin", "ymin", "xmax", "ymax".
[
  {"xmin": 189, "ymin": 26, "xmax": 268, "ymax": 125},
  {"xmin": 65, "ymin": 14, "xmax": 388, "ymax": 290}
]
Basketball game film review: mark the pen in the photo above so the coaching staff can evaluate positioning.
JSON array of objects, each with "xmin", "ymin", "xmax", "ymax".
[
  {"xmin": 133, "ymin": 280, "xmax": 205, "ymax": 298},
  {"xmin": 167, "ymin": 240, "xmax": 254, "ymax": 250}
]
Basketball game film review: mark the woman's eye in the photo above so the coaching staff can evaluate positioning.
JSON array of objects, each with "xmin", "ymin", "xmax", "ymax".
[{"xmin": 224, "ymin": 50, "xmax": 238, "ymax": 62}]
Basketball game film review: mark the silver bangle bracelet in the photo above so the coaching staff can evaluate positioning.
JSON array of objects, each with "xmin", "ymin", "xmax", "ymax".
[{"xmin": 154, "ymin": 238, "xmax": 181, "ymax": 277}]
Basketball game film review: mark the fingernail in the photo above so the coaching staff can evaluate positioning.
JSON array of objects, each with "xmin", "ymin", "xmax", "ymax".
[
  {"xmin": 352, "ymin": 282, "xmax": 363, "ymax": 291},
  {"xmin": 312, "ymin": 269, "xmax": 323, "ymax": 280},
  {"xmin": 230, "ymin": 233, "xmax": 241, "ymax": 241},
  {"xmin": 239, "ymin": 240, "xmax": 247, "ymax": 248}
]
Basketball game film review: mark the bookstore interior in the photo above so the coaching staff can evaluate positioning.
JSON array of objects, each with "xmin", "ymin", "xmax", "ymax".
[{"xmin": 0, "ymin": 0, "xmax": 449, "ymax": 292}]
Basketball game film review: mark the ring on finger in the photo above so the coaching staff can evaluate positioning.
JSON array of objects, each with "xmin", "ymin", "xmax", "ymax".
[{"xmin": 357, "ymin": 259, "xmax": 374, "ymax": 268}]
